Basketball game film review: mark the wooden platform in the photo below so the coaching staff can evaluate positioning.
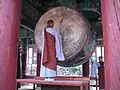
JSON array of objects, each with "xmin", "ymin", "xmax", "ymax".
[{"xmin": 17, "ymin": 76, "xmax": 90, "ymax": 90}]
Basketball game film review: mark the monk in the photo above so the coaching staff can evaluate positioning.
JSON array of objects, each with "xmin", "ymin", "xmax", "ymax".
[
  {"xmin": 98, "ymin": 56, "xmax": 105, "ymax": 90},
  {"xmin": 40, "ymin": 20, "xmax": 65, "ymax": 81}
]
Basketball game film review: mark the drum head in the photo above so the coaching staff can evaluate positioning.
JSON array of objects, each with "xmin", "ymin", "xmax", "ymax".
[{"xmin": 35, "ymin": 6, "xmax": 92, "ymax": 67}]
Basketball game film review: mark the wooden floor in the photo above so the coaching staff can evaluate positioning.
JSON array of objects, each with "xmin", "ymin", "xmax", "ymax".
[{"xmin": 18, "ymin": 84, "xmax": 98, "ymax": 90}]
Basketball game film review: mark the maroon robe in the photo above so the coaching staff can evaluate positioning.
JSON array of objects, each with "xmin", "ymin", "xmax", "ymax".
[{"xmin": 42, "ymin": 28, "xmax": 57, "ymax": 71}]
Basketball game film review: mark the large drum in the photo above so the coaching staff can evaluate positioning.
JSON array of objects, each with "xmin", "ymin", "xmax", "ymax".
[{"xmin": 35, "ymin": 6, "xmax": 95, "ymax": 67}]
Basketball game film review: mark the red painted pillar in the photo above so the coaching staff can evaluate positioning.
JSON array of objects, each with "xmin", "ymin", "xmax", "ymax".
[
  {"xmin": 0, "ymin": 0, "xmax": 20, "ymax": 90},
  {"xmin": 101, "ymin": 0, "xmax": 120, "ymax": 89},
  {"xmin": 36, "ymin": 52, "xmax": 41, "ymax": 76}
]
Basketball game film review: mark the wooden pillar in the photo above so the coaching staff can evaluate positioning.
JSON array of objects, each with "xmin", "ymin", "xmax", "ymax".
[
  {"xmin": 17, "ymin": 48, "xmax": 22, "ymax": 89},
  {"xmin": 101, "ymin": 0, "xmax": 120, "ymax": 89},
  {"xmin": 82, "ymin": 60, "xmax": 89, "ymax": 90},
  {"xmin": 0, "ymin": 0, "xmax": 20, "ymax": 90},
  {"xmin": 22, "ymin": 53, "xmax": 27, "ymax": 78},
  {"xmin": 21, "ymin": 45, "xmax": 27, "ymax": 78},
  {"xmin": 83, "ymin": 61, "xmax": 89, "ymax": 77},
  {"xmin": 36, "ymin": 52, "xmax": 41, "ymax": 76}
]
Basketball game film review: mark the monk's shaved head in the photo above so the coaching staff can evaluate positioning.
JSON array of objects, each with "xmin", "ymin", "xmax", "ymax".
[
  {"xmin": 47, "ymin": 20, "xmax": 54, "ymax": 24},
  {"xmin": 47, "ymin": 20, "xmax": 54, "ymax": 27}
]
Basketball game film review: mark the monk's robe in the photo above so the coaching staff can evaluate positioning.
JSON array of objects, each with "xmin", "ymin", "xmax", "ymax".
[{"xmin": 40, "ymin": 27, "xmax": 65, "ymax": 77}]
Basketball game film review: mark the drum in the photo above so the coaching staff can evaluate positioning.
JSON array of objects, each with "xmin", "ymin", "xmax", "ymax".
[{"xmin": 35, "ymin": 6, "xmax": 94, "ymax": 67}]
